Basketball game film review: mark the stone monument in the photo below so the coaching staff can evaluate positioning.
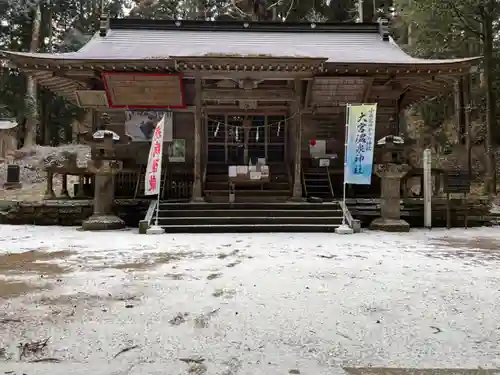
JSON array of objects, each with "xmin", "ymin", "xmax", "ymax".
[{"xmin": 369, "ymin": 135, "xmax": 411, "ymax": 232}]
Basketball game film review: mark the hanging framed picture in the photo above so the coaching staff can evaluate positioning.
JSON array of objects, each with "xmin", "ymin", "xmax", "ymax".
[{"xmin": 168, "ymin": 139, "xmax": 186, "ymax": 162}]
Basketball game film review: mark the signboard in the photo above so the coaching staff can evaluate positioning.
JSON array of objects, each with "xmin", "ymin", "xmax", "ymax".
[
  {"xmin": 168, "ymin": 139, "xmax": 185, "ymax": 163},
  {"xmin": 344, "ymin": 103, "xmax": 377, "ymax": 185},
  {"xmin": 445, "ymin": 170, "xmax": 470, "ymax": 193},
  {"xmin": 102, "ymin": 73, "xmax": 185, "ymax": 109},
  {"xmin": 125, "ymin": 111, "xmax": 173, "ymax": 142},
  {"xmin": 144, "ymin": 114, "xmax": 165, "ymax": 196}
]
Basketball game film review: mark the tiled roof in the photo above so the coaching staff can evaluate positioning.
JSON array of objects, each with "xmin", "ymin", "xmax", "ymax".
[{"xmin": 3, "ymin": 19, "xmax": 479, "ymax": 65}]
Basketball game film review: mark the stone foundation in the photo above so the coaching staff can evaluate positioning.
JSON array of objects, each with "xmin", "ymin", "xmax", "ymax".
[
  {"xmin": 0, "ymin": 199, "xmax": 149, "ymax": 227},
  {"xmin": 81, "ymin": 214, "xmax": 125, "ymax": 231},
  {"xmin": 369, "ymin": 217, "xmax": 410, "ymax": 232}
]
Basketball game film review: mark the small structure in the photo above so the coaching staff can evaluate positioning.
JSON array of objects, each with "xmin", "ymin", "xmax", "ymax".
[
  {"xmin": 0, "ymin": 119, "xmax": 21, "ymax": 189},
  {"xmin": 0, "ymin": 119, "xmax": 18, "ymax": 160}
]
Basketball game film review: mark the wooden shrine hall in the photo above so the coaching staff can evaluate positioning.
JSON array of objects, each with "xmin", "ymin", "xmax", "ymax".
[{"xmin": 2, "ymin": 16, "xmax": 482, "ymax": 232}]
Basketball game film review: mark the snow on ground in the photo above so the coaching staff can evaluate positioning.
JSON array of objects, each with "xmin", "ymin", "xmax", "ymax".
[{"xmin": 0, "ymin": 226, "xmax": 499, "ymax": 375}]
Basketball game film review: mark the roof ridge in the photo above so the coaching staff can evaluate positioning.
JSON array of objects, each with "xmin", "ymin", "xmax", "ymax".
[{"xmin": 108, "ymin": 18, "xmax": 381, "ymax": 34}]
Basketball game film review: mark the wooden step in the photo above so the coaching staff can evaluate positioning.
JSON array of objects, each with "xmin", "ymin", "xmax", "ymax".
[
  {"xmin": 205, "ymin": 189, "xmax": 290, "ymax": 196},
  {"xmin": 205, "ymin": 182, "xmax": 290, "ymax": 190}
]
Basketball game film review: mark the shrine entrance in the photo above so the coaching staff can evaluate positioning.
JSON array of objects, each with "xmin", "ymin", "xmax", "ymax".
[{"xmin": 206, "ymin": 114, "xmax": 287, "ymax": 166}]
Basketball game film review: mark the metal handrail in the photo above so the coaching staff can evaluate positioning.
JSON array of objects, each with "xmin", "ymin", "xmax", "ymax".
[
  {"xmin": 339, "ymin": 200, "xmax": 361, "ymax": 232},
  {"xmin": 144, "ymin": 200, "xmax": 158, "ymax": 227}
]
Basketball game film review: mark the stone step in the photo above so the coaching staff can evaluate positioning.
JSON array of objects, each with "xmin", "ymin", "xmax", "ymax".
[
  {"xmin": 158, "ymin": 202, "xmax": 341, "ymax": 210},
  {"xmin": 159, "ymin": 223, "xmax": 340, "ymax": 233},
  {"xmin": 157, "ymin": 209, "xmax": 343, "ymax": 217},
  {"xmin": 157, "ymin": 216, "xmax": 343, "ymax": 226}
]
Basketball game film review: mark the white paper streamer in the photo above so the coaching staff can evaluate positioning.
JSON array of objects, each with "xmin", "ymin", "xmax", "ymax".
[
  {"xmin": 235, "ymin": 127, "xmax": 239, "ymax": 141},
  {"xmin": 256, "ymin": 128, "xmax": 259, "ymax": 142},
  {"xmin": 277, "ymin": 122, "xmax": 281, "ymax": 136},
  {"xmin": 214, "ymin": 122, "xmax": 220, "ymax": 137}
]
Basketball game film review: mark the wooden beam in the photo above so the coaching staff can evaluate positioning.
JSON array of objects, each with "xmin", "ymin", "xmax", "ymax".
[
  {"xmin": 202, "ymin": 88, "xmax": 294, "ymax": 101},
  {"xmin": 362, "ymin": 78, "xmax": 374, "ymax": 102},
  {"xmin": 304, "ymin": 79, "xmax": 314, "ymax": 108},
  {"xmin": 183, "ymin": 71, "xmax": 315, "ymax": 80}
]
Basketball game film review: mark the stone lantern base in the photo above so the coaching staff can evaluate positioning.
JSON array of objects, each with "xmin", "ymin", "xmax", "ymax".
[
  {"xmin": 81, "ymin": 214, "xmax": 125, "ymax": 231},
  {"xmin": 369, "ymin": 217, "xmax": 410, "ymax": 232}
]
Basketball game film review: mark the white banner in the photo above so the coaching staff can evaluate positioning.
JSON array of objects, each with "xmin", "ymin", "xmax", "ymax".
[
  {"xmin": 144, "ymin": 113, "xmax": 165, "ymax": 196},
  {"xmin": 344, "ymin": 104, "xmax": 377, "ymax": 185}
]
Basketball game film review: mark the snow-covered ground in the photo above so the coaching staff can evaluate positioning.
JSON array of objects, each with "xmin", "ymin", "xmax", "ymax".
[{"xmin": 0, "ymin": 225, "xmax": 499, "ymax": 375}]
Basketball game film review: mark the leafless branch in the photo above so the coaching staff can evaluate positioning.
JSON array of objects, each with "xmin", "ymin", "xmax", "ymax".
[
  {"xmin": 283, "ymin": 0, "xmax": 295, "ymax": 21},
  {"xmin": 267, "ymin": 0, "xmax": 282, "ymax": 10}
]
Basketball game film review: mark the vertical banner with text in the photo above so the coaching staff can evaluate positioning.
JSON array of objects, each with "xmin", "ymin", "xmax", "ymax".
[
  {"xmin": 145, "ymin": 113, "xmax": 166, "ymax": 196},
  {"xmin": 344, "ymin": 104, "xmax": 377, "ymax": 185}
]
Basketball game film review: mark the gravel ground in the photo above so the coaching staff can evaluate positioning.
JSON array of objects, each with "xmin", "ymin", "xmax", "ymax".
[{"xmin": 0, "ymin": 226, "xmax": 499, "ymax": 374}]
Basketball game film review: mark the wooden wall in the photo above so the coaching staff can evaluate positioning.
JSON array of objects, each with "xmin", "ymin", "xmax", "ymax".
[
  {"xmin": 97, "ymin": 110, "xmax": 194, "ymax": 172},
  {"xmin": 300, "ymin": 102, "xmax": 398, "ymax": 166}
]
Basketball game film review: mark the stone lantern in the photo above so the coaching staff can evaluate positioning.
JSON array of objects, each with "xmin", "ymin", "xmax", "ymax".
[
  {"xmin": 79, "ymin": 113, "xmax": 130, "ymax": 231},
  {"xmin": 369, "ymin": 135, "xmax": 411, "ymax": 232}
]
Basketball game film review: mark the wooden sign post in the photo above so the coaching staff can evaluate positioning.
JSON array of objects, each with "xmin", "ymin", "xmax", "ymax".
[{"xmin": 423, "ymin": 149, "xmax": 432, "ymax": 228}]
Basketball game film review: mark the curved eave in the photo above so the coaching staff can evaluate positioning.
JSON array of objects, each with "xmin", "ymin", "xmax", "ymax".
[
  {"xmin": 398, "ymin": 75, "xmax": 457, "ymax": 108},
  {"xmin": 3, "ymin": 50, "xmax": 480, "ymax": 73},
  {"xmin": 23, "ymin": 68, "xmax": 87, "ymax": 104},
  {"xmin": 2, "ymin": 51, "xmax": 176, "ymax": 71},
  {"xmin": 324, "ymin": 58, "xmax": 481, "ymax": 75}
]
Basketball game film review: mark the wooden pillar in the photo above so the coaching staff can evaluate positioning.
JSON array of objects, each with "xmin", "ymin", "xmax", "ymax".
[
  {"xmin": 44, "ymin": 170, "xmax": 55, "ymax": 199},
  {"xmin": 192, "ymin": 75, "xmax": 204, "ymax": 201},
  {"xmin": 291, "ymin": 79, "xmax": 304, "ymax": 200},
  {"xmin": 77, "ymin": 175, "xmax": 86, "ymax": 198},
  {"xmin": 453, "ymin": 78, "xmax": 464, "ymax": 143},
  {"xmin": 60, "ymin": 173, "xmax": 70, "ymax": 198},
  {"xmin": 463, "ymin": 74, "xmax": 472, "ymax": 181}
]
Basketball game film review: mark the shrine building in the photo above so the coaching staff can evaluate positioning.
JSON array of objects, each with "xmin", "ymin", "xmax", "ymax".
[{"xmin": 1, "ymin": 16, "xmax": 481, "ymax": 232}]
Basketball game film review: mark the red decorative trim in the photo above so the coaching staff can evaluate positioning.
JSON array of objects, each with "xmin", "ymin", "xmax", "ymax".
[{"xmin": 101, "ymin": 72, "xmax": 186, "ymax": 109}]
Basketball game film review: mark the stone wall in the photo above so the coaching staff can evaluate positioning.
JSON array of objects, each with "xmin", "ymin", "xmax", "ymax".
[{"xmin": 0, "ymin": 199, "xmax": 150, "ymax": 227}]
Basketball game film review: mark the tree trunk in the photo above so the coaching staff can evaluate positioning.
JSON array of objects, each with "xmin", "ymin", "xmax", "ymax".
[
  {"xmin": 482, "ymin": 10, "xmax": 496, "ymax": 195},
  {"xmin": 23, "ymin": 4, "xmax": 42, "ymax": 149}
]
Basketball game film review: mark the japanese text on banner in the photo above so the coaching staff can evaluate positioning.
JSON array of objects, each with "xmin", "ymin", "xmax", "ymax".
[
  {"xmin": 144, "ymin": 114, "xmax": 166, "ymax": 196},
  {"xmin": 344, "ymin": 104, "xmax": 377, "ymax": 185}
]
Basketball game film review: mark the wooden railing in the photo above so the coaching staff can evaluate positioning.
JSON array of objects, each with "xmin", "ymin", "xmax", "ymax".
[{"xmin": 161, "ymin": 172, "xmax": 193, "ymax": 201}]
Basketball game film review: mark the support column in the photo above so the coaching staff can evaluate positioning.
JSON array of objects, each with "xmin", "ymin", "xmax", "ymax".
[
  {"xmin": 82, "ymin": 162, "xmax": 125, "ymax": 231},
  {"xmin": 191, "ymin": 75, "xmax": 204, "ymax": 202},
  {"xmin": 463, "ymin": 74, "xmax": 472, "ymax": 182},
  {"xmin": 43, "ymin": 170, "xmax": 55, "ymax": 199},
  {"xmin": 369, "ymin": 163, "xmax": 411, "ymax": 232},
  {"xmin": 291, "ymin": 78, "xmax": 304, "ymax": 201},
  {"xmin": 76, "ymin": 175, "xmax": 86, "ymax": 198},
  {"xmin": 60, "ymin": 173, "xmax": 70, "ymax": 198}
]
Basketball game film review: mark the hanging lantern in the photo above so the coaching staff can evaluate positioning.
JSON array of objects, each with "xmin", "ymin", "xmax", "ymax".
[{"xmin": 309, "ymin": 139, "xmax": 317, "ymax": 146}]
